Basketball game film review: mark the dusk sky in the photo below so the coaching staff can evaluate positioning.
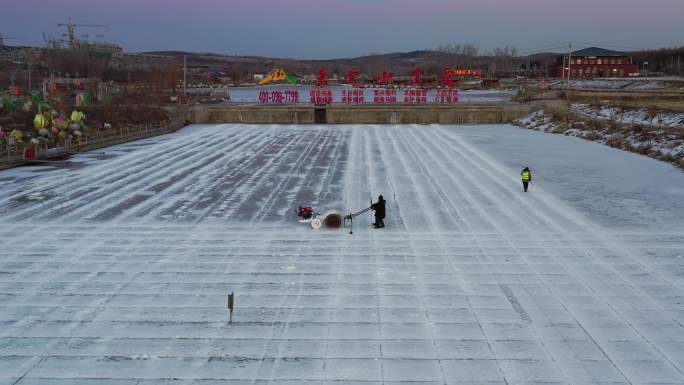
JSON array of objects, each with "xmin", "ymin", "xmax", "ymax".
[{"xmin": 3, "ymin": 0, "xmax": 684, "ymax": 58}]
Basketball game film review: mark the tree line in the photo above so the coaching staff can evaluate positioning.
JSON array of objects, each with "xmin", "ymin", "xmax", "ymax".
[{"xmin": 630, "ymin": 46, "xmax": 684, "ymax": 76}]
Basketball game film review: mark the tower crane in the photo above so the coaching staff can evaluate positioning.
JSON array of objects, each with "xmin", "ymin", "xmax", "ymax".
[
  {"xmin": 57, "ymin": 17, "xmax": 108, "ymax": 48},
  {"xmin": 0, "ymin": 33, "xmax": 29, "ymax": 47}
]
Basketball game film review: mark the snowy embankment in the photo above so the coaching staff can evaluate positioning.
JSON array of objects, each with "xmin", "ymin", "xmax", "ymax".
[
  {"xmin": 548, "ymin": 79, "xmax": 670, "ymax": 90},
  {"xmin": 572, "ymin": 103, "xmax": 684, "ymax": 128},
  {"xmin": 515, "ymin": 109, "xmax": 684, "ymax": 168},
  {"xmin": 1, "ymin": 124, "xmax": 684, "ymax": 384}
]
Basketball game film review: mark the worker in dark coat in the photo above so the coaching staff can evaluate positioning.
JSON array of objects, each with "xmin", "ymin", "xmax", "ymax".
[
  {"xmin": 371, "ymin": 195, "xmax": 386, "ymax": 228},
  {"xmin": 521, "ymin": 167, "xmax": 532, "ymax": 192}
]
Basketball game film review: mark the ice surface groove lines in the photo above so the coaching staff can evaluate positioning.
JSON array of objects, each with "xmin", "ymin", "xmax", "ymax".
[{"xmin": 0, "ymin": 124, "xmax": 683, "ymax": 384}]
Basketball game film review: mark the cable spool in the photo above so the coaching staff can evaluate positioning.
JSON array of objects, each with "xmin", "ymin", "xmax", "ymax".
[
  {"xmin": 322, "ymin": 210, "xmax": 343, "ymax": 228},
  {"xmin": 310, "ymin": 210, "xmax": 343, "ymax": 229}
]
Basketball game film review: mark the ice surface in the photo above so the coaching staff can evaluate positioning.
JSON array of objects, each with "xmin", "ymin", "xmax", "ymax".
[
  {"xmin": 459, "ymin": 125, "xmax": 684, "ymax": 230},
  {"xmin": 0, "ymin": 124, "xmax": 683, "ymax": 384}
]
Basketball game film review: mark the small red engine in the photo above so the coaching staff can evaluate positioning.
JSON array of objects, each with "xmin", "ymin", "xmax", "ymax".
[{"xmin": 297, "ymin": 206, "xmax": 314, "ymax": 220}]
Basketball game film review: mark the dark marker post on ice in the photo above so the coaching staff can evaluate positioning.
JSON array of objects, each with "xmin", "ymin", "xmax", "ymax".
[{"xmin": 228, "ymin": 292, "xmax": 234, "ymax": 324}]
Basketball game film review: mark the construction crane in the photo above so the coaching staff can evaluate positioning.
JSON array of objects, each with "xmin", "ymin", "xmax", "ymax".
[
  {"xmin": 57, "ymin": 17, "xmax": 108, "ymax": 48},
  {"xmin": 0, "ymin": 33, "xmax": 29, "ymax": 47}
]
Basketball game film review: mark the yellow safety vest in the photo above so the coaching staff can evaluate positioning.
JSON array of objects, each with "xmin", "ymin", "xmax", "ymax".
[{"xmin": 522, "ymin": 171, "xmax": 531, "ymax": 182}]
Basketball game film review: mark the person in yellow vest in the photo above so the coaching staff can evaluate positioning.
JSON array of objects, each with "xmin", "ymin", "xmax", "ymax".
[{"xmin": 521, "ymin": 167, "xmax": 532, "ymax": 192}]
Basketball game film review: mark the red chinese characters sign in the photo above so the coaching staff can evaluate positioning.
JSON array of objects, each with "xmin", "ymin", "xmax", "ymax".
[
  {"xmin": 410, "ymin": 68, "xmax": 424, "ymax": 86},
  {"xmin": 403, "ymin": 89, "xmax": 427, "ymax": 104},
  {"xmin": 316, "ymin": 69, "xmax": 328, "ymax": 87},
  {"xmin": 445, "ymin": 69, "xmax": 483, "ymax": 77},
  {"xmin": 341, "ymin": 89, "xmax": 365, "ymax": 104},
  {"xmin": 373, "ymin": 89, "xmax": 398, "ymax": 103},
  {"xmin": 435, "ymin": 89, "xmax": 459, "ymax": 104},
  {"xmin": 346, "ymin": 69, "xmax": 360, "ymax": 87},
  {"xmin": 376, "ymin": 71, "xmax": 394, "ymax": 85},
  {"xmin": 257, "ymin": 87, "xmax": 459, "ymax": 105},
  {"xmin": 310, "ymin": 88, "xmax": 333, "ymax": 104},
  {"xmin": 440, "ymin": 69, "xmax": 455, "ymax": 88}
]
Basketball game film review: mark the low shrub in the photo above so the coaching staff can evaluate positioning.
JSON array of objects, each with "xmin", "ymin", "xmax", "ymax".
[
  {"xmin": 606, "ymin": 136, "xmax": 625, "ymax": 148},
  {"xmin": 660, "ymin": 153, "xmax": 675, "ymax": 162},
  {"xmin": 550, "ymin": 109, "xmax": 568, "ymax": 122},
  {"xmin": 637, "ymin": 144, "xmax": 652, "ymax": 155},
  {"xmin": 607, "ymin": 119, "xmax": 621, "ymax": 130},
  {"xmin": 584, "ymin": 131, "xmax": 602, "ymax": 141}
]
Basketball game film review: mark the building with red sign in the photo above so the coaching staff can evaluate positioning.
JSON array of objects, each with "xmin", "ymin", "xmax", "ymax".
[
  {"xmin": 551, "ymin": 47, "xmax": 638, "ymax": 78},
  {"xmin": 444, "ymin": 69, "xmax": 483, "ymax": 79}
]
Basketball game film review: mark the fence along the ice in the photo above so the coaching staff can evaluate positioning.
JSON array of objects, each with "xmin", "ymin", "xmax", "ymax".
[{"xmin": 1, "ymin": 118, "xmax": 185, "ymax": 166}]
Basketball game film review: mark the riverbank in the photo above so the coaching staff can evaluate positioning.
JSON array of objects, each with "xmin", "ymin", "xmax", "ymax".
[{"xmin": 513, "ymin": 106, "xmax": 684, "ymax": 170}]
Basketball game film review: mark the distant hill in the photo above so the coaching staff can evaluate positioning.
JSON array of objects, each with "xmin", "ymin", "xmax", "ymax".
[{"xmin": 142, "ymin": 49, "xmax": 527, "ymax": 79}]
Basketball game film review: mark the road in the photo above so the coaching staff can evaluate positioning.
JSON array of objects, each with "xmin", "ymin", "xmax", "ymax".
[{"xmin": 0, "ymin": 124, "xmax": 683, "ymax": 384}]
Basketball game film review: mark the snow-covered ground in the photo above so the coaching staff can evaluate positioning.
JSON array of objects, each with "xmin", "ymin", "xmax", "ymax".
[
  {"xmin": 548, "ymin": 79, "xmax": 670, "ymax": 90},
  {"xmin": 1, "ymin": 124, "xmax": 684, "ymax": 384}
]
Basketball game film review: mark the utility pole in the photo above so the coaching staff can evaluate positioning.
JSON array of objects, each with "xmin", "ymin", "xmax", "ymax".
[
  {"xmin": 527, "ymin": 55, "xmax": 531, "ymax": 77},
  {"xmin": 183, "ymin": 55, "xmax": 187, "ymax": 94},
  {"xmin": 28, "ymin": 61, "xmax": 32, "ymax": 92},
  {"xmin": 677, "ymin": 55, "xmax": 682, "ymax": 75},
  {"xmin": 567, "ymin": 41, "xmax": 572, "ymax": 84},
  {"xmin": 562, "ymin": 55, "xmax": 567, "ymax": 86}
]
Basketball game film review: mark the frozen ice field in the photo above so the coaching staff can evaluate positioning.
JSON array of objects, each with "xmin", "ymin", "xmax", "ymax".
[{"xmin": 0, "ymin": 124, "xmax": 683, "ymax": 384}]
